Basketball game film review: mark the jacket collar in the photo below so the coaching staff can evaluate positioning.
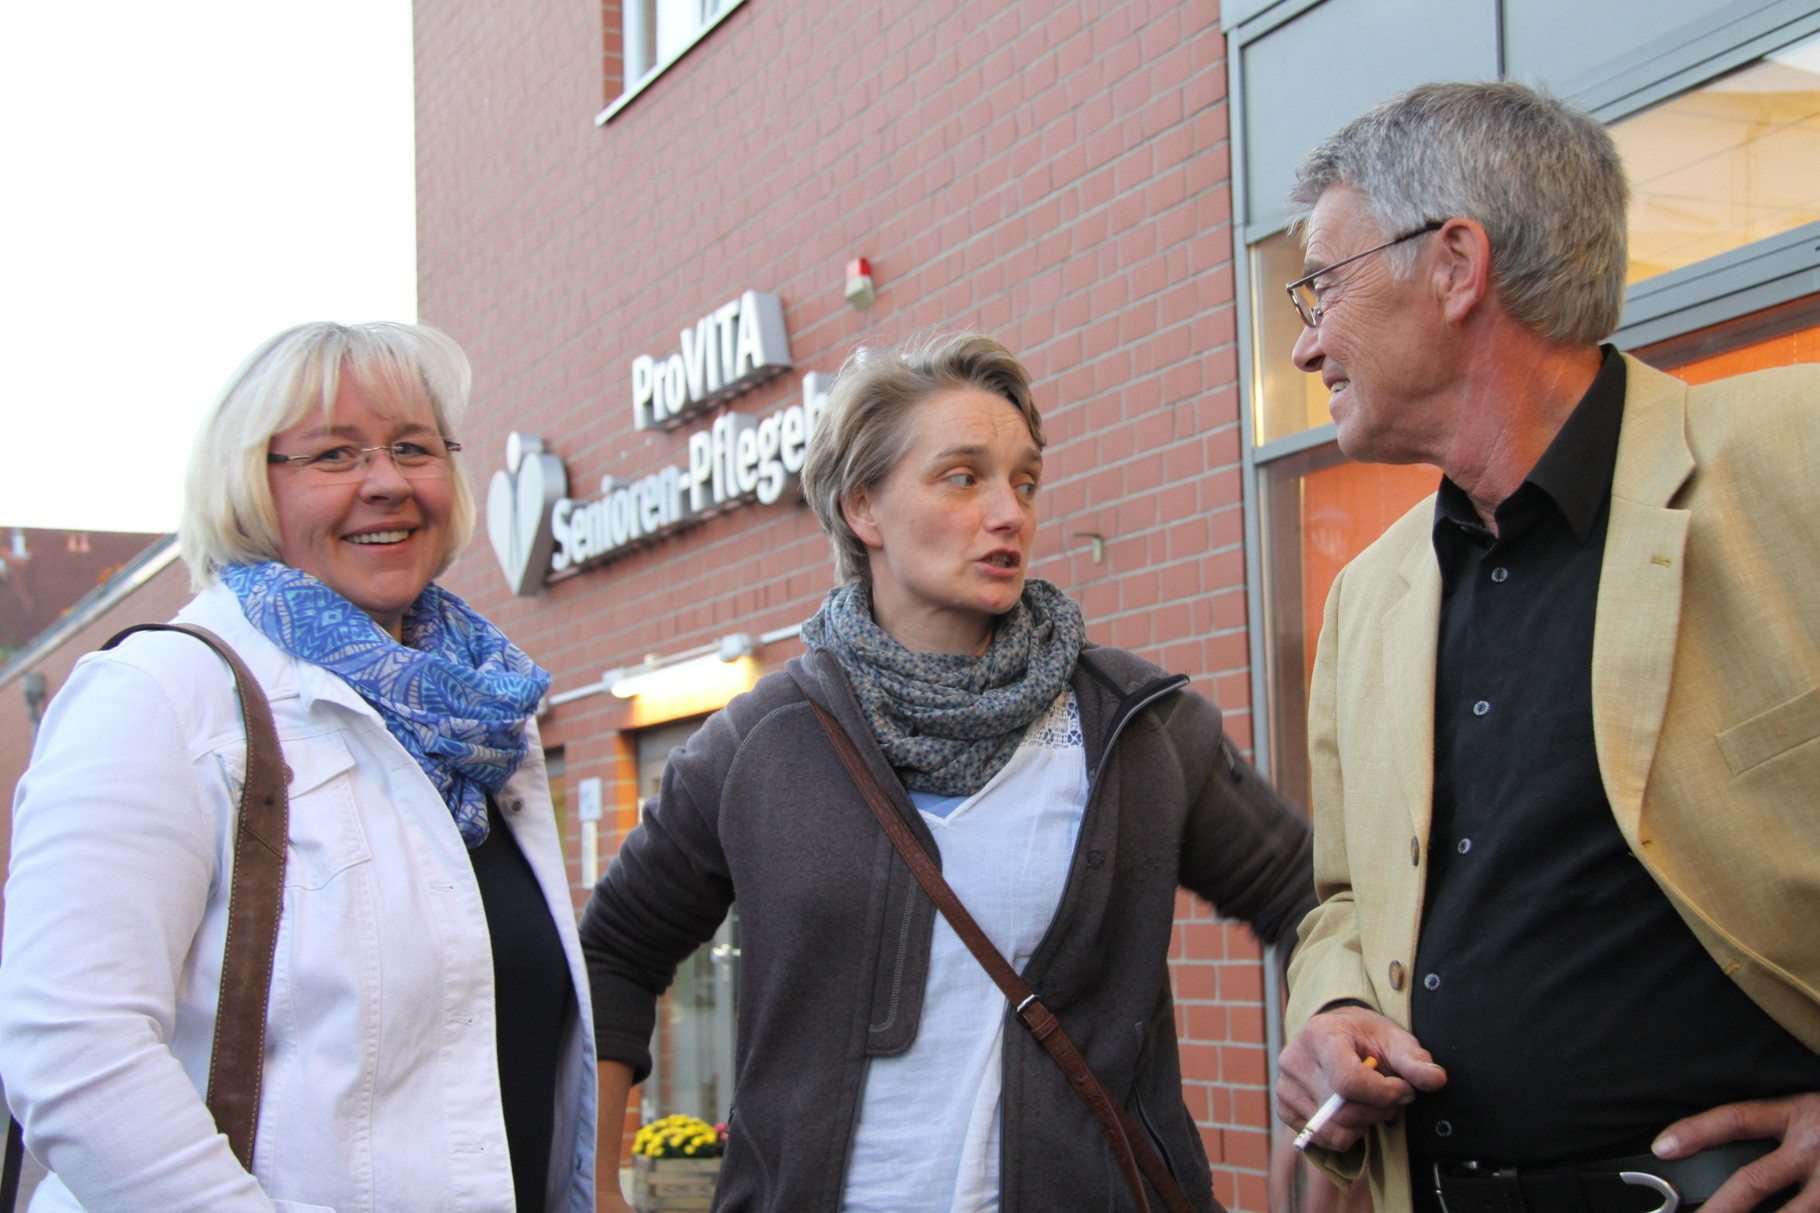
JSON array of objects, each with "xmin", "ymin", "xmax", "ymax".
[
  {"xmin": 1592, "ymin": 356, "xmax": 1695, "ymax": 839},
  {"xmin": 176, "ymin": 581, "xmax": 386, "ymax": 724},
  {"xmin": 1610, "ymin": 355, "xmax": 1695, "ymax": 507}
]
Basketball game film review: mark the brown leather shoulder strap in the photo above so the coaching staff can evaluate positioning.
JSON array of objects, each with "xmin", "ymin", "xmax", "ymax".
[
  {"xmin": 807, "ymin": 698, "xmax": 1209, "ymax": 1213},
  {"xmin": 101, "ymin": 623, "xmax": 288, "ymax": 1173}
]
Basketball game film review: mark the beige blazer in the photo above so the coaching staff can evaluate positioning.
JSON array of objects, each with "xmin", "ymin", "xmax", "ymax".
[{"xmin": 1286, "ymin": 356, "xmax": 1820, "ymax": 1210}]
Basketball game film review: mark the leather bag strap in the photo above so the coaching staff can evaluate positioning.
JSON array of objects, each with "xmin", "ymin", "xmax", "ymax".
[
  {"xmin": 0, "ymin": 1117, "xmax": 22, "ymax": 1211},
  {"xmin": 807, "ymin": 699, "xmax": 1208, "ymax": 1213},
  {"xmin": 101, "ymin": 624, "xmax": 289, "ymax": 1173}
]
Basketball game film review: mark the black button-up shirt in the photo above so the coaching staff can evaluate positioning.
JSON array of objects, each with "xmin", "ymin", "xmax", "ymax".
[{"xmin": 1407, "ymin": 348, "xmax": 1820, "ymax": 1162}]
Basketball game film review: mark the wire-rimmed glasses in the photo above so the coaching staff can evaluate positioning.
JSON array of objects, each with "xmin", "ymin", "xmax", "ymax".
[
  {"xmin": 1285, "ymin": 219, "xmax": 1444, "ymax": 327},
  {"xmin": 266, "ymin": 439, "xmax": 463, "ymax": 480}
]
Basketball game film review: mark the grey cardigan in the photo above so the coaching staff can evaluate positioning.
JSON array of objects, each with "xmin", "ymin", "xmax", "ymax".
[{"xmin": 581, "ymin": 644, "xmax": 1313, "ymax": 1213}]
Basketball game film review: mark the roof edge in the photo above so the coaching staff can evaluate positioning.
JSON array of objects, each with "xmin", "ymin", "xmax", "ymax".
[{"xmin": 0, "ymin": 535, "xmax": 181, "ymax": 687}]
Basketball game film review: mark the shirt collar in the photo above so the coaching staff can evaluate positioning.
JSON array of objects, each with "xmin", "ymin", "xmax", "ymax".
[{"xmin": 1434, "ymin": 344, "xmax": 1626, "ymax": 543}]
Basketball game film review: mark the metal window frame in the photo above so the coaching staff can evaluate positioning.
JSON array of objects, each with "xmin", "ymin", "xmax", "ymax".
[
  {"xmin": 1233, "ymin": 0, "xmax": 1820, "ymax": 744},
  {"xmin": 1227, "ymin": 0, "xmax": 1820, "ymax": 1117},
  {"xmin": 596, "ymin": 0, "xmax": 747, "ymax": 126}
]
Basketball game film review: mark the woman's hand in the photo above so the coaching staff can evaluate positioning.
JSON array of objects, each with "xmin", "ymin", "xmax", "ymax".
[{"xmin": 597, "ymin": 1060, "xmax": 639, "ymax": 1213}]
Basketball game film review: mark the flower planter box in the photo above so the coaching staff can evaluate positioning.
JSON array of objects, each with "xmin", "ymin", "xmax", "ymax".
[{"xmin": 632, "ymin": 1155, "xmax": 722, "ymax": 1213}]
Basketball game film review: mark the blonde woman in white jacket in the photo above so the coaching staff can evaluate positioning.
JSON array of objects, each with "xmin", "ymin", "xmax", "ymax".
[{"xmin": 0, "ymin": 322, "xmax": 596, "ymax": 1212}]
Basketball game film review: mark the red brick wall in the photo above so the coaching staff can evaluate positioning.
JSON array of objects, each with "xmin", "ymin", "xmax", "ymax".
[{"xmin": 415, "ymin": 0, "xmax": 1273, "ymax": 1203}]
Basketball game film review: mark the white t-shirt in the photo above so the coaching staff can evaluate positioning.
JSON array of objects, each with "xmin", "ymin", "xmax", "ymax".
[{"xmin": 841, "ymin": 691, "xmax": 1089, "ymax": 1213}]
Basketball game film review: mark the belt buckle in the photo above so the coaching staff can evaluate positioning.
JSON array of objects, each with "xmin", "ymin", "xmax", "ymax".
[
  {"xmin": 1432, "ymin": 1159, "xmax": 1522, "ymax": 1213},
  {"xmin": 1435, "ymin": 1156, "xmax": 1684, "ymax": 1213},
  {"xmin": 1617, "ymin": 1170, "xmax": 1680, "ymax": 1213}
]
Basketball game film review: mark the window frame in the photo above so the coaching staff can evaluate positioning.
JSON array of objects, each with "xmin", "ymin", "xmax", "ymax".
[
  {"xmin": 1232, "ymin": 1, "xmax": 1820, "ymax": 724},
  {"xmin": 596, "ymin": 0, "xmax": 747, "ymax": 126},
  {"xmin": 1227, "ymin": 8, "xmax": 1820, "ymax": 1179}
]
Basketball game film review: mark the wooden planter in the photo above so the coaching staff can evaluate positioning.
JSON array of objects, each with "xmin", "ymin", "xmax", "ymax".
[{"xmin": 632, "ymin": 1155, "xmax": 722, "ymax": 1213}]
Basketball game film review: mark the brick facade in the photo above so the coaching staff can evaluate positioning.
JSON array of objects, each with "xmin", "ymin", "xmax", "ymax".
[
  {"xmin": 0, "ymin": 0, "xmax": 1283, "ymax": 1205},
  {"xmin": 415, "ymin": 0, "xmax": 1276, "ymax": 1204}
]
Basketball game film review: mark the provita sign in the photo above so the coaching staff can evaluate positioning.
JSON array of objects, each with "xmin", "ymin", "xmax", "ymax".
[
  {"xmin": 633, "ymin": 291, "xmax": 790, "ymax": 430},
  {"xmin": 551, "ymin": 373, "xmax": 829, "ymax": 573},
  {"xmin": 486, "ymin": 290, "xmax": 829, "ymax": 596}
]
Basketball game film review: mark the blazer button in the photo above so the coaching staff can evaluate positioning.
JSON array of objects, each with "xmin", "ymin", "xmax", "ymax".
[
  {"xmin": 1388, "ymin": 961, "xmax": 1406, "ymax": 991},
  {"xmin": 1409, "ymin": 836, "xmax": 1420, "ymax": 865}
]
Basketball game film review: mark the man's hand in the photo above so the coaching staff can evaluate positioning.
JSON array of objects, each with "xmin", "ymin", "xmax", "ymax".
[
  {"xmin": 1654, "ymin": 1093, "xmax": 1820, "ymax": 1213},
  {"xmin": 1276, "ymin": 1005, "xmax": 1448, "ymax": 1152}
]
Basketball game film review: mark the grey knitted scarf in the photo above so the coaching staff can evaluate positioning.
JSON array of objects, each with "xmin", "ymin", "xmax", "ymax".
[{"xmin": 800, "ymin": 578, "xmax": 1087, "ymax": 796}]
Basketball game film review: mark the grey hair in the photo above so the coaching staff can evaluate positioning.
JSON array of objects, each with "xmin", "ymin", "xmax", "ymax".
[
  {"xmin": 1288, "ymin": 80, "xmax": 1629, "ymax": 345},
  {"xmin": 800, "ymin": 332, "xmax": 1044, "ymax": 586},
  {"xmin": 178, "ymin": 321, "xmax": 477, "ymax": 589}
]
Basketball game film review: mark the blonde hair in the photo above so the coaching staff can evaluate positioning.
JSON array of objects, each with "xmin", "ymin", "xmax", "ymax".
[
  {"xmin": 800, "ymin": 332, "xmax": 1044, "ymax": 585},
  {"xmin": 178, "ymin": 321, "xmax": 477, "ymax": 588}
]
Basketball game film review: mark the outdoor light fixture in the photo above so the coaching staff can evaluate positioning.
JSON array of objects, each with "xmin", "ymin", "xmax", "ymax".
[
  {"xmin": 845, "ymin": 258, "xmax": 877, "ymax": 310},
  {"xmin": 544, "ymin": 624, "xmax": 800, "ymax": 711},
  {"xmin": 22, "ymin": 671, "xmax": 47, "ymax": 728},
  {"xmin": 607, "ymin": 632, "xmax": 756, "ymax": 700}
]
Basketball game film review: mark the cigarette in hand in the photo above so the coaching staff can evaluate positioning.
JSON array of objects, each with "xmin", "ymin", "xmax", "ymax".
[{"xmin": 1293, "ymin": 1056, "xmax": 1379, "ymax": 1152}]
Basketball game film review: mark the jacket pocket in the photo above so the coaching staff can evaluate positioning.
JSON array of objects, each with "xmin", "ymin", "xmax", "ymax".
[
  {"xmin": 275, "ymin": 731, "xmax": 371, "ymax": 890},
  {"xmin": 1716, "ymin": 687, "xmax": 1820, "ymax": 776},
  {"xmin": 1131, "ymin": 1089, "xmax": 1182, "ymax": 1189}
]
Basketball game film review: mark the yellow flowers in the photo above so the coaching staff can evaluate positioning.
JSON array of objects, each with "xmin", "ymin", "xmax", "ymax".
[{"xmin": 633, "ymin": 1113, "xmax": 725, "ymax": 1159}]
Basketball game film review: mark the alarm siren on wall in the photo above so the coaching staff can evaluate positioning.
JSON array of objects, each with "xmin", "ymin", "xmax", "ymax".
[{"xmin": 845, "ymin": 258, "xmax": 877, "ymax": 310}]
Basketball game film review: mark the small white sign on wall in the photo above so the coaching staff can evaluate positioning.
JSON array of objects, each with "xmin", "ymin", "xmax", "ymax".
[{"xmin": 577, "ymin": 777, "xmax": 604, "ymax": 822}]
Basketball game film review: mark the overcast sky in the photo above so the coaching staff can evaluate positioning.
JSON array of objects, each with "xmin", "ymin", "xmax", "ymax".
[{"xmin": 0, "ymin": 1, "xmax": 417, "ymax": 534}]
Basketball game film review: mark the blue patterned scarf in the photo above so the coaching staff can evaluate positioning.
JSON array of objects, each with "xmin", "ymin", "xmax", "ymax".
[
  {"xmin": 221, "ymin": 562, "xmax": 551, "ymax": 847},
  {"xmin": 801, "ymin": 578, "xmax": 1086, "ymax": 796}
]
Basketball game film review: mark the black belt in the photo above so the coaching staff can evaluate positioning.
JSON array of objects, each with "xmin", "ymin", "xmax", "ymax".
[{"xmin": 1430, "ymin": 1140, "xmax": 1780, "ymax": 1213}]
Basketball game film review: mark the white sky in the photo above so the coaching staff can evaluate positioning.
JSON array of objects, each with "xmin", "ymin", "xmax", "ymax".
[{"xmin": 0, "ymin": 1, "xmax": 416, "ymax": 533}]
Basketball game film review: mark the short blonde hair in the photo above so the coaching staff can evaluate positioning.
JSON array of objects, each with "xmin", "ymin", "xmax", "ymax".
[
  {"xmin": 800, "ymin": 332, "xmax": 1044, "ymax": 586},
  {"xmin": 179, "ymin": 321, "xmax": 477, "ymax": 588}
]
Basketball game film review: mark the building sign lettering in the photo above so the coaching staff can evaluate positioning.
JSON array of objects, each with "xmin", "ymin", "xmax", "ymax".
[
  {"xmin": 487, "ymin": 287, "xmax": 827, "ymax": 596},
  {"xmin": 632, "ymin": 290, "xmax": 790, "ymax": 430}
]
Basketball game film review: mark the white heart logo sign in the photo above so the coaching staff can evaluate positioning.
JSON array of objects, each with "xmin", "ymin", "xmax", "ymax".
[{"xmin": 486, "ymin": 433, "xmax": 568, "ymax": 596}]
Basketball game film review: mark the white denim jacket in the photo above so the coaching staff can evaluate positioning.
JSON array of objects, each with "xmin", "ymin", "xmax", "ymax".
[{"xmin": 0, "ymin": 584, "xmax": 596, "ymax": 1212}]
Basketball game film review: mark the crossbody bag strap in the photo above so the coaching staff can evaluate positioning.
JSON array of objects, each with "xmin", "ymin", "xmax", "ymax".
[
  {"xmin": 103, "ymin": 624, "xmax": 289, "ymax": 1172},
  {"xmin": 2, "ymin": 625, "xmax": 287, "ymax": 1204},
  {"xmin": 807, "ymin": 699, "xmax": 1208, "ymax": 1213},
  {"xmin": 0, "ymin": 1118, "xmax": 21, "ymax": 1212}
]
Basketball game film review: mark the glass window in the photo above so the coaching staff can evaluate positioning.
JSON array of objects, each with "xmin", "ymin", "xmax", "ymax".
[
  {"xmin": 1260, "ymin": 451, "xmax": 1441, "ymax": 805},
  {"xmin": 635, "ymin": 718, "xmax": 739, "ymax": 1125},
  {"xmin": 1259, "ymin": 297, "xmax": 1820, "ymax": 804},
  {"xmin": 1250, "ymin": 232, "xmax": 1333, "ymax": 446},
  {"xmin": 648, "ymin": 912, "xmax": 740, "ymax": 1125},
  {"xmin": 544, "ymin": 746, "xmax": 566, "ymax": 844},
  {"xmin": 605, "ymin": 0, "xmax": 743, "ymax": 119},
  {"xmin": 1615, "ymin": 32, "xmax": 1820, "ymax": 284},
  {"xmin": 1501, "ymin": 0, "xmax": 1729, "ymax": 97},
  {"xmin": 1634, "ymin": 299, "xmax": 1820, "ymax": 380}
]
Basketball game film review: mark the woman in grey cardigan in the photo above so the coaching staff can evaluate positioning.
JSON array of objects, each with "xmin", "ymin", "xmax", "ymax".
[{"xmin": 581, "ymin": 333, "xmax": 1313, "ymax": 1213}]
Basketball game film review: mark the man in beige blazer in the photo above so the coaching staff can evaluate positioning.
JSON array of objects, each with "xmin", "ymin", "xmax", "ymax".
[{"xmin": 1275, "ymin": 81, "xmax": 1820, "ymax": 1213}]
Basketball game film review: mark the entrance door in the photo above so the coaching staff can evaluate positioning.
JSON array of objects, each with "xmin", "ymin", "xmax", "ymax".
[{"xmin": 635, "ymin": 719, "xmax": 740, "ymax": 1126}]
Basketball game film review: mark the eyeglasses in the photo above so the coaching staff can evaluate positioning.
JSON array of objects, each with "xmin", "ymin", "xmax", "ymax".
[
  {"xmin": 1285, "ymin": 219, "xmax": 1444, "ymax": 327},
  {"xmin": 266, "ymin": 439, "xmax": 463, "ymax": 480}
]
